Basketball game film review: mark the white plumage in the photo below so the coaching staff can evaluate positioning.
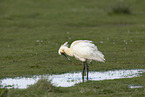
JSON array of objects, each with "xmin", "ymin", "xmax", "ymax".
[
  {"xmin": 58, "ymin": 40, "xmax": 105, "ymax": 81},
  {"xmin": 58, "ymin": 40, "xmax": 105, "ymax": 62}
]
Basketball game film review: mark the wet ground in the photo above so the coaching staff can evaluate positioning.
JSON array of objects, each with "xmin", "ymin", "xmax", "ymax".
[{"xmin": 1, "ymin": 69, "xmax": 145, "ymax": 89}]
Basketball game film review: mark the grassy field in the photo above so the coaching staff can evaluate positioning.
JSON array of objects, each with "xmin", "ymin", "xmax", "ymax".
[{"xmin": 0, "ymin": 0, "xmax": 145, "ymax": 96}]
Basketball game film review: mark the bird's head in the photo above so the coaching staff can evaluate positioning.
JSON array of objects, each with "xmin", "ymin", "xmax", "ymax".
[
  {"xmin": 58, "ymin": 42, "xmax": 68, "ymax": 55},
  {"xmin": 58, "ymin": 42, "xmax": 71, "ymax": 62}
]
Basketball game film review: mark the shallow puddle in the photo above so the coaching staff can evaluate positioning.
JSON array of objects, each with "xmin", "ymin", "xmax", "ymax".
[
  {"xmin": 129, "ymin": 85, "xmax": 144, "ymax": 89},
  {"xmin": 1, "ymin": 69, "xmax": 145, "ymax": 89}
]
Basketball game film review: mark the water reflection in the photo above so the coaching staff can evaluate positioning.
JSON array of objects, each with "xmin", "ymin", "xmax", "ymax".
[{"xmin": 1, "ymin": 69, "xmax": 145, "ymax": 89}]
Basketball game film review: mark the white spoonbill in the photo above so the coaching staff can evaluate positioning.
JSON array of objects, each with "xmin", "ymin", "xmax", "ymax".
[{"xmin": 58, "ymin": 40, "xmax": 105, "ymax": 81}]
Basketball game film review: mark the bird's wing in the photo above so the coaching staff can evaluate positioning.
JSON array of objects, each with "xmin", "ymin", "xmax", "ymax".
[
  {"xmin": 72, "ymin": 40, "xmax": 97, "ymax": 57},
  {"xmin": 71, "ymin": 40, "xmax": 105, "ymax": 62},
  {"xmin": 70, "ymin": 40, "xmax": 97, "ymax": 49}
]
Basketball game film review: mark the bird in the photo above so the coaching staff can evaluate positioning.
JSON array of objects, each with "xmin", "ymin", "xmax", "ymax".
[{"xmin": 58, "ymin": 40, "xmax": 105, "ymax": 82}]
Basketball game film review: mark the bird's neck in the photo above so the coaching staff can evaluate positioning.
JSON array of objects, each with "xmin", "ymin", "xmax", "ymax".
[{"xmin": 65, "ymin": 47, "xmax": 73, "ymax": 57}]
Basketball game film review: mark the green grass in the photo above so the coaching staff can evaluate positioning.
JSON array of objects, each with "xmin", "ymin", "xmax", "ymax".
[
  {"xmin": 0, "ymin": 0, "xmax": 145, "ymax": 96},
  {"xmin": 6, "ymin": 76, "xmax": 145, "ymax": 97}
]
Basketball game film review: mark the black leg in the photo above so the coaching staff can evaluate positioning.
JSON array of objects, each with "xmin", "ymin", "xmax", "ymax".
[
  {"xmin": 86, "ymin": 61, "xmax": 89, "ymax": 80},
  {"xmin": 82, "ymin": 62, "xmax": 86, "ymax": 82}
]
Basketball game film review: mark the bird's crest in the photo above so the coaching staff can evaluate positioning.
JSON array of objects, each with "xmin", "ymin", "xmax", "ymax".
[{"xmin": 63, "ymin": 42, "xmax": 69, "ymax": 47}]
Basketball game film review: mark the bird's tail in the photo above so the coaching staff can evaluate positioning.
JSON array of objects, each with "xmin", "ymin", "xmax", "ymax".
[{"xmin": 93, "ymin": 51, "xmax": 105, "ymax": 63}]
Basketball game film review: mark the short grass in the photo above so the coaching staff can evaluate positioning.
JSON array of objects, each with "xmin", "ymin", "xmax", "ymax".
[{"xmin": 0, "ymin": 0, "xmax": 145, "ymax": 96}]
